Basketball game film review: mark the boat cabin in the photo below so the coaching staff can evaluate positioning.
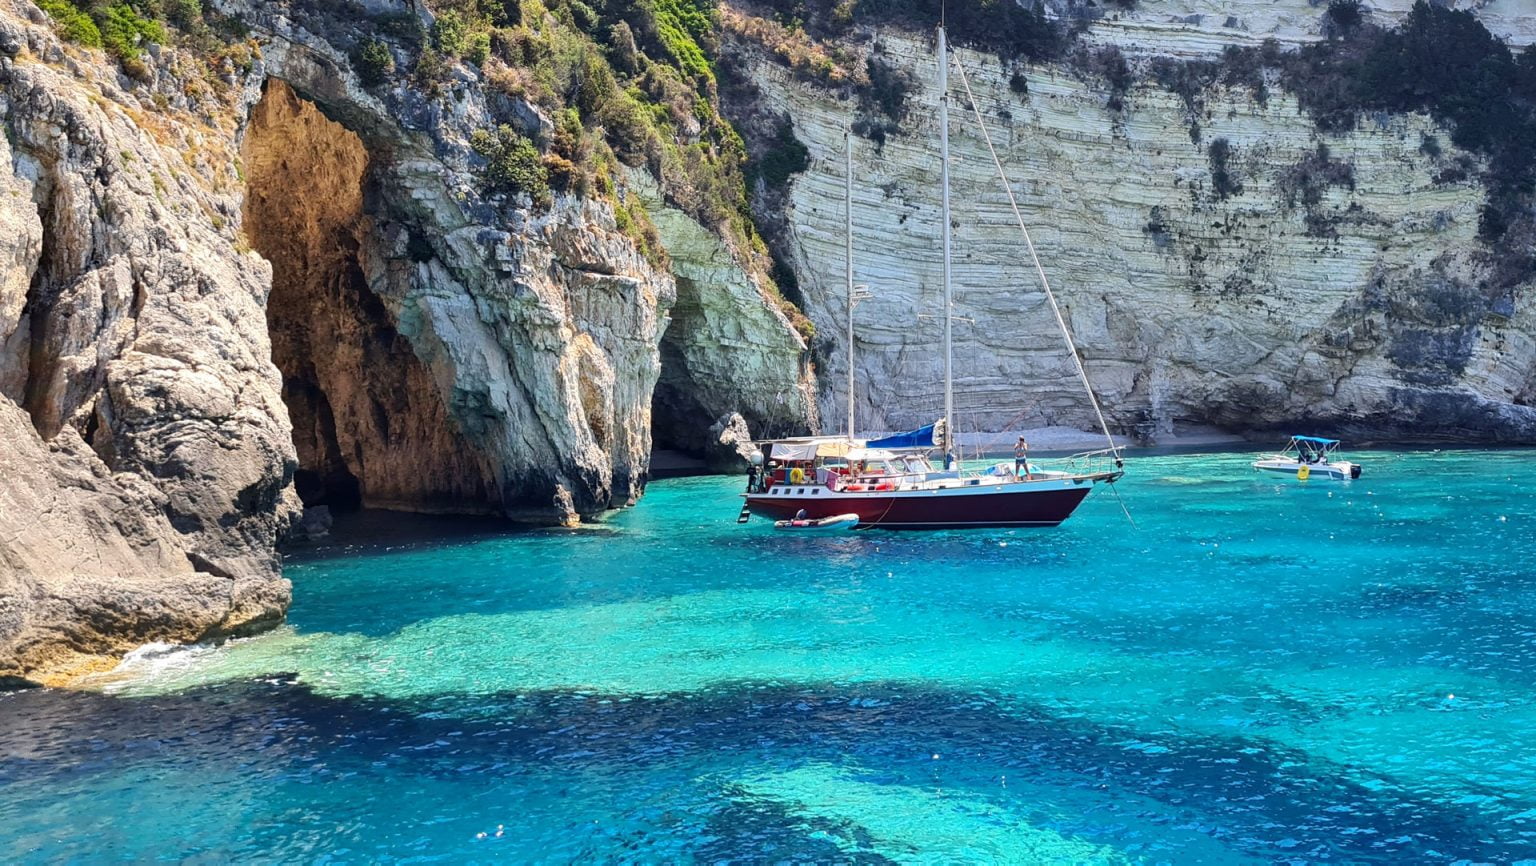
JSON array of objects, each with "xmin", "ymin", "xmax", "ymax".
[{"xmin": 749, "ymin": 438, "xmax": 936, "ymax": 494}]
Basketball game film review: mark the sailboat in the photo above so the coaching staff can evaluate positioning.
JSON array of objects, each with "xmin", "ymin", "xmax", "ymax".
[{"xmin": 741, "ymin": 24, "xmax": 1123, "ymax": 529}]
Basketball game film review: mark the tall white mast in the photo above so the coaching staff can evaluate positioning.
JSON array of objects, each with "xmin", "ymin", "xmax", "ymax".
[
  {"xmin": 937, "ymin": 25, "xmax": 955, "ymax": 468},
  {"xmin": 845, "ymin": 127, "xmax": 856, "ymax": 442}
]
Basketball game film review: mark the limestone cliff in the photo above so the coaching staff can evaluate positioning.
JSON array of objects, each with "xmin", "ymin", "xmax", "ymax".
[
  {"xmin": 0, "ymin": 6, "xmax": 294, "ymax": 684},
  {"xmin": 0, "ymin": 0, "xmax": 812, "ymax": 684},
  {"xmin": 724, "ymin": 7, "xmax": 1536, "ymax": 443},
  {"xmin": 1073, "ymin": 0, "xmax": 1535, "ymax": 56}
]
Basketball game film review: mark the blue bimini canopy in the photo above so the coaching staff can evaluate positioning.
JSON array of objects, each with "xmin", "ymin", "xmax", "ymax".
[
  {"xmin": 868, "ymin": 423, "xmax": 937, "ymax": 450},
  {"xmin": 1292, "ymin": 435, "xmax": 1340, "ymax": 446}
]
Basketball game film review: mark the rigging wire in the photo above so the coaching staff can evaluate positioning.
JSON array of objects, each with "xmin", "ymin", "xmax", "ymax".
[
  {"xmin": 1110, "ymin": 479, "xmax": 1139, "ymax": 529},
  {"xmin": 948, "ymin": 50, "xmax": 1122, "ymax": 466}
]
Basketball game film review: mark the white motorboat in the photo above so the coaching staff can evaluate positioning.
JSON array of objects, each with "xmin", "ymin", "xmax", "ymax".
[{"xmin": 1252, "ymin": 436, "xmax": 1362, "ymax": 480}]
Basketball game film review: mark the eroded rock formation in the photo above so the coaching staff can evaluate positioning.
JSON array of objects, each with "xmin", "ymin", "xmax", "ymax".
[
  {"xmin": 245, "ymin": 81, "xmax": 503, "ymax": 514},
  {"xmin": 632, "ymin": 171, "xmax": 818, "ymax": 455},
  {"xmin": 0, "ymin": 6, "xmax": 295, "ymax": 684},
  {"xmin": 0, "ymin": 0, "xmax": 813, "ymax": 683}
]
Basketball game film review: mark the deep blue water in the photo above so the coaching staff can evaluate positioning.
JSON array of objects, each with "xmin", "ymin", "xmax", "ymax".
[{"xmin": 5, "ymin": 448, "xmax": 1536, "ymax": 862}]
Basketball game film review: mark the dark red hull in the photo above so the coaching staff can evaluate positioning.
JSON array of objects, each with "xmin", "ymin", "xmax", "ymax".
[{"xmin": 744, "ymin": 480, "xmax": 1099, "ymax": 529}]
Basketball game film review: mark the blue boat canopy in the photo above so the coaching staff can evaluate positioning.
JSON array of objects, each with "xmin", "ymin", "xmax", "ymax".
[
  {"xmin": 1291, "ymin": 435, "xmax": 1340, "ymax": 445},
  {"xmin": 868, "ymin": 423, "xmax": 937, "ymax": 450}
]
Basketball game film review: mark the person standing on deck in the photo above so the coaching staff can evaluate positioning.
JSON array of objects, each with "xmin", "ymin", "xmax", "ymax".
[{"xmin": 1014, "ymin": 436, "xmax": 1030, "ymax": 479}]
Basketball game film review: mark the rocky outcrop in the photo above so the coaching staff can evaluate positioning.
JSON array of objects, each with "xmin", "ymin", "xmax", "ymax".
[
  {"xmin": 703, "ymin": 411, "xmax": 757, "ymax": 472},
  {"xmin": 631, "ymin": 170, "xmax": 817, "ymax": 456},
  {"xmin": 231, "ymin": 10, "xmax": 681, "ymax": 524},
  {"xmin": 0, "ymin": 5, "xmax": 295, "ymax": 684},
  {"xmin": 0, "ymin": 0, "xmax": 814, "ymax": 683},
  {"xmin": 727, "ymin": 23, "xmax": 1536, "ymax": 442}
]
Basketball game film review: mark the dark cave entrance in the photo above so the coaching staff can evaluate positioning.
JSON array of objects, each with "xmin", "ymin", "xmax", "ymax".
[
  {"xmin": 243, "ymin": 80, "xmax": 371, "ymax": 512},
  {"xmin": 242, "ymin": 80, "xmax": 500, "ymax": 516},
  {"xmin": 649, "ymin": 274, "xmax": 721, "ymax": 469}
]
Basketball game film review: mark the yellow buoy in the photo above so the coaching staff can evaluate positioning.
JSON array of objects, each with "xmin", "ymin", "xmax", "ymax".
[{"xmin": 1297, "ymin": 465, "xmax": 1311, "ymax": 481}]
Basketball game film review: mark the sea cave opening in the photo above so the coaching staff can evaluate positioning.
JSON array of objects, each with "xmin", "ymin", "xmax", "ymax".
[
  {"xmin": 242, "ymin": 80, "xmax": 498, "ymax": 518},
  {"xmin": 649, "ymin": 274, "xmax": 721, "ymax": 471},
  {"xmin": 243, "ymin": 81, "xmax": 367, "ymax": 513}
]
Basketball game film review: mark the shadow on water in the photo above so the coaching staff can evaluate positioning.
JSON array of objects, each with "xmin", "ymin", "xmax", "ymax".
[
  {"xmin": 282, "ymin": 509, "xmax": 624, "ymax": 565},
  {"xmin": 0, "ymin": 677, "xmax": 1522, "ymax": 862}
]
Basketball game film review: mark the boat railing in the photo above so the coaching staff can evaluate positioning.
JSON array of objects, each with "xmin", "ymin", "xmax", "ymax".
[{"xmin": 1034, "ymin": 448, "xmax": 1124, "ymax": 479}]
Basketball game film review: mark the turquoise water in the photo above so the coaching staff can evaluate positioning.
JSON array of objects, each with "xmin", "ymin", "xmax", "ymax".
[{"xmin": 5, "ymin": 448, "xmax": 1536, "ymax": 861}]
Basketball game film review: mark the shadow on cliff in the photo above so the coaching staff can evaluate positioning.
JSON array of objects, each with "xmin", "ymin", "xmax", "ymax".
[{"xmin": 243, "ymin": 80, "xmax": 503, "ymax": 519}]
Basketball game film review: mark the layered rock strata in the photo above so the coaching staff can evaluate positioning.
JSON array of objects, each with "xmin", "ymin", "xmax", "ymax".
[
  {"xmin": 1068, "ymin": 0, "xmax": 1536, "ymax": 56},
  {"xmin": 728, "ymin": 24, "xmax": 1536, "ymax": 442},
  {"xmin": 0, "ymin": 8, "xmax": 293, "ymax": 684}
]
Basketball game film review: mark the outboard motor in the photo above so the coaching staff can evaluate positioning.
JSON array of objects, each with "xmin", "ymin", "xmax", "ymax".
[{"xmin": 1350, "ymin": 465, "xmax": 1363, "ymax": 479}]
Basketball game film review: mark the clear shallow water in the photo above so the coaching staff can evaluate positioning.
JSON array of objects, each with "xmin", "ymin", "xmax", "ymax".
[{"xmin": 5, "ymin": 448, "xmax": 1536, "ymax": 861}]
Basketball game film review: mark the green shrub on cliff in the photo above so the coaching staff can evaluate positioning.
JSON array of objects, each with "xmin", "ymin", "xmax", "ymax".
[
  {"xmin": 647, "ymin": 0, "xmax": 716, "ymax": 82},
  {"xmin": 35, "ymin": 0, "xmax": 198, "ymax": 63},
  {"xmin": 1206, "ymin": 138, "xmax": 1242, "ymax": 200},
  {"xmin": 750, "ymin": 118, "xmax": 808, "ymax": 189},
  {"xmin": 467, "ymin": 1, "xmax": 765, "ymax": 257},
  {"xmin": 37, "ymin": 0, "xmax": 102, "ymax": 48},
  {"xmin": 164, "ymin": 0, "xmax": 201, "ymax": 31},
  {"xmin": 861, "ymin": 56, "xmax": 912, "ymax": 120},
  {"xmin": 98, "ymin": 3, "xmax": 164, "ymax": 60},
  {"xmin": 472, "ymin": 125, "xmax": 552, "ymax": 207},
  {"xmin": 434, "ymin": 8, "xmax": 472, "ymax": 56},
  {"xmin": 356, "ymin": 39, "xmax": 396, "ymax": 86}
]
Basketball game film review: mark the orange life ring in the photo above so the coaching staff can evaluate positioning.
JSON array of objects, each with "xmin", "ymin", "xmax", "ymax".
[
  {"xmin": 875, "ymin": 482, "xmax": 895, "ymax": 491},
  {"xmin": 846, "ymin": 484, "xmax": 866, "ymax": 492}
]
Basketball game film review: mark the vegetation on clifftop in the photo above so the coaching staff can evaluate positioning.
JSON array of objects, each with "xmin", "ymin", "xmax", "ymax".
[
  {"xmin": 37, "ymin": 0, "xmax": 168, "ymax": 72},
  {"xmin": 1147, "ymin": 1, "xmax": 1536, "ymax": 282},
  {"xmin": 373, "ymin": 0, "xmax": 810, "ymax": 328}
]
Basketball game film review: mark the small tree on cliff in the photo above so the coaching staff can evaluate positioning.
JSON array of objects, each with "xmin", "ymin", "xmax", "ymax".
[{"xmin": 471, "ymin": 125, "xmax": 552, "ymax": 208}]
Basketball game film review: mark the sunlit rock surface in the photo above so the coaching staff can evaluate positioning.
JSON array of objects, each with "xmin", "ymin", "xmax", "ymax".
[
  {"xmin": 1072, "ymin": 0, "xmax": 1536, "ymax": 56},
  {"xmin": 730, "ymin": 25, "xmax": 1536, "ymax": 441},
  {"xmin": 0, "ymin": 0, "xmax": 811, "ymax": 683}
]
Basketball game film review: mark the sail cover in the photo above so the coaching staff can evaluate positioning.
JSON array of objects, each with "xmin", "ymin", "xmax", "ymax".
[
  {"xmin": 766, "ymin": 438, "xmax": 859, "ymax": 461},
  {"xmin": 868, "ymin": 423, "xmax": 937, "ymax": 450}
]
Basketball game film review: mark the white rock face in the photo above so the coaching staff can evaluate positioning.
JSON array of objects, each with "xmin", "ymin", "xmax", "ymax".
[
  {"xmin": 1074, "ymin": 0, "xmax": 1536, "ymax": 56},
  {"xmin": 739, "ymin": 29, "xmax": 1536, "ymax": 441}
]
